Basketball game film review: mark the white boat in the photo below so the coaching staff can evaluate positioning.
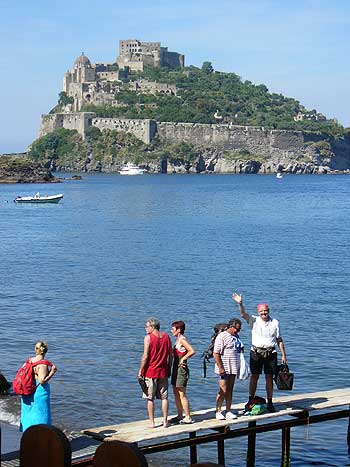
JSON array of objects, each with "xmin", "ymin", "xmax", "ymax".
[
  {"xmin": 14, "ymin": 192, "xmax": 64, "ymax": 204},
  {"xmin": 119, "ymin": 163, "xmax": 145, "ymax": 175},
  {"xmin": 276, "ymin": 172, "xmax": 283, "ymax": 179}
]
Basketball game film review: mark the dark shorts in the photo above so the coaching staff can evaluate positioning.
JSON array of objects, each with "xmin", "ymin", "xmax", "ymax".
[
  {"xmin": 171, "ymin": 362, "xmax": 189, "ymax": 388},
  {"xmin": 250, "ymin": 349, "xmax": 277, "ymax": 375}
]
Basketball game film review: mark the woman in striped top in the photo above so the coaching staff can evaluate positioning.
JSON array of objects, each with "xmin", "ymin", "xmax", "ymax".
[{"xmin": 213, "ymin": 318, "xmax": 243, "ymax": 420}]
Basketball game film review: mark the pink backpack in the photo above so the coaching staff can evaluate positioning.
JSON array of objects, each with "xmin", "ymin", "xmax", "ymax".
[{"xmin": 12, "ymin": 359, "xmax": 52, "ymax": 396}]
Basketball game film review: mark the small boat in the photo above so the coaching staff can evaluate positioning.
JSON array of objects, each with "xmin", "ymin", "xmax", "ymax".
[
  {"xmin": 119, "ymin": 163, "xmax": 145, "ymax": 176},
  {"xmin": 276, "ymin": 172, "xmax": 283, "ymax": 179},
  {"xmin": 14, "ymin": 192, "xmax": 63, "ymax": 204}
]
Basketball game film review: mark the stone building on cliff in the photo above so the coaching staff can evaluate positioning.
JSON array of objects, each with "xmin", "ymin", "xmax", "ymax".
[
  {"xmin": 62, "ymin": 40, "xmax": 184, "ymax": 111},
  {"xmin": 63, "ymin": 52, "xmax": 129, "ymax": 111},
  {"xmin": 117, "ymin": 39, "xmax": 185, "ymax": 71}
]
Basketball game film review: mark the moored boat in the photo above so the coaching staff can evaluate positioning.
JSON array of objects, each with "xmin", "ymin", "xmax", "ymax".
[
  {"xmin": 14, "ymin": 192, "xmax": 64, "ymax": 203},
  {"xmin": 119, "ymin": 163, "xmax": 145, "ymax": 175}
]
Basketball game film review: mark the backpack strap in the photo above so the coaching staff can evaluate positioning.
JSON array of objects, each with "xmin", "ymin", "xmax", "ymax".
[{"xmin": 31, "ymin": 359, "xmax": 53, "ymax": 367}]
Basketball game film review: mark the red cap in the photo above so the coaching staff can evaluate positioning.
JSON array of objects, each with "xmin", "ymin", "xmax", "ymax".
[{"xmin": 257, "ymin": 303, "xmax": 269, "ymax": 312}]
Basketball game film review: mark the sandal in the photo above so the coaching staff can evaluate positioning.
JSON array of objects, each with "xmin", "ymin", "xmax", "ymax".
[{"xmin": 169, "ymin": 416, "xmax": 182, "ymax": 424}]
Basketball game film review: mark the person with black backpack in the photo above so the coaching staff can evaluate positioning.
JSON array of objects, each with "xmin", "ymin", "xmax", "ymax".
[{"xmin": 213, "ymin": 318, "xmax": 243, "ymax": 420}]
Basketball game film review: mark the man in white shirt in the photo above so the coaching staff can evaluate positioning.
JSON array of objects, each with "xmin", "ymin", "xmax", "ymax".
[{"xmin": 232, "ymin": 293, "xmax": 287, "ymax": 412}]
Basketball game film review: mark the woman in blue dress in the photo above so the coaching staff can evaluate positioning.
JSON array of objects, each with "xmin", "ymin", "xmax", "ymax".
[{"xmin": 20, "ymin": 341, "xmax": 57, "ymax": 432}]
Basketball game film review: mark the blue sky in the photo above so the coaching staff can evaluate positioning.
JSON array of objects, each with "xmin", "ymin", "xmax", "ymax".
[{"xmin": 1, "ymin": 0, "xmax": 349, "ymax": 153}]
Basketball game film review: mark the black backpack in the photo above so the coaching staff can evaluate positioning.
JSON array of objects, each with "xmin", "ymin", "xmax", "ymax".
[
  {"xmin": 0, "ymin": 372, "xmax": 11, "ymax": 395},
  {"xmin": 201, "ymin": 323, "xmax": 228, "ymax": 377}
]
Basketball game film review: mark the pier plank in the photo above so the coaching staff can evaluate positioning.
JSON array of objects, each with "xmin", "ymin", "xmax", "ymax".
[{"xmin": 82, "ymin": 388, "xmax": 350, "ymax": 443}]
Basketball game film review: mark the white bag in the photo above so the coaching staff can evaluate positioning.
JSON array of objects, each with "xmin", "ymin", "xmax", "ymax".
[{"xmin": 238, "ymin": 351, "xmax": 251, "ymax": 381}]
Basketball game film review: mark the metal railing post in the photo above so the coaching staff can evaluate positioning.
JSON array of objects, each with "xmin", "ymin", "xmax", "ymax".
[
  {"xmin": 246, "ymin": 421, "xmax": 256, "ymax": 467},
  {"xmin": 281, "ymin": 426, "xmax": 291, "ymax": 467},
  {"xmin": 347, "ymin": 404, "xmax": 350, "ymax": 456},
  {"xmin": 189, "ymin": 431, "xmax": 198, "ymax": 465}
]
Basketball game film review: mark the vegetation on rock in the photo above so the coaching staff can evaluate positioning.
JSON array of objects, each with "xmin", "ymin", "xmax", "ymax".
[
  {"xmin": 0, "ymin": 156, "xmax": 56, "ymax": 183},
  {"xmin": 80, "ymin": 64, "xmax": 346, "ymax": 136},
  {"xmin": 28, "ymin": 128, "xmax": 201, "ymax": 170}
]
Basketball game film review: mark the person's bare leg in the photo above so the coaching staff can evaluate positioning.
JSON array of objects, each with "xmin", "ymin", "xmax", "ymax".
[
  {"xmin": 265, "ymin": 374, "xmax": 274, "ymax": 400},
  {"xmin": 173, "ymin": 387, "xmax": 183, "ymax": 418},
  {"xmin": 216, "ymin": 378, "xmax": 227, "ymax": 412},
  {"xmin": 178, "ymin": 388, "xmax": 191, "ymax": 421},
  {"xmin": 161, "ymin": 398, "xmax": 169, "ymax": 427},
  {"xmin": 225, "ymin": 376, "xmax": 235, "ymax": 412},
  {"xmin": 147, "ymin": 400, "xmax": 155, "ymax": 428},
  {"xmin": 249, "ymin": 373, "xmax": 259, "ymax": 398}
]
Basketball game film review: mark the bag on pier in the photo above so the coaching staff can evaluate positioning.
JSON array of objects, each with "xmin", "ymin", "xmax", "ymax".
[
  {"xmin": 274, "ymin": 363, "xmax": 294, "ymax": 391},
  {"xmin": 201, "ymin": 323, "xmax": 228, "ymax": 378},
  {"xmin": 13, "ymin": 359, "xmax": 52, "ymax": 396},
  {"xmin": 238, "ymin": 351, "xmax": 251, "ymax": 381},
  {"xmin": 244, "ymin": 396, "xmax": 267, "ymax": 415}
]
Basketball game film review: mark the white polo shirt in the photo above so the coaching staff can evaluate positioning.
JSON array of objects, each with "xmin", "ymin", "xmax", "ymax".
[{"xmin": 248, "ymin": 315, "xmax": 281, "ymax": 349}]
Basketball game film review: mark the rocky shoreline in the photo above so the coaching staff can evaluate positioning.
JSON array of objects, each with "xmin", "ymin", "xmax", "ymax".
[
  {"xmin": 0, "ymin": 156, "xmax": 59, "ymax": 183},
  {"xmin": 53, "ymin": 151, "xmax": 350, "ymax": 175},
  {"xmin": 3, "ymin": 148, "xmax": 350, "ymax": 179}
]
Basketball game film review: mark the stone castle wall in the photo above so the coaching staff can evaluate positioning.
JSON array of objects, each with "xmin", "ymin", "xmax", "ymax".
[
  {"xmin": 38, "ymin": 113, "xmax": 157, "ymax": 144},
  {"xmin": 38, "ymin": 113, "xmax": 95, "ymax": 139},
  {"xmin": 156, "ymin": 122, "xmax": 311, "ymax": 158},
  {"xmin": 38, "ymin": 113, "xmax": 350, "ymax": 170},
  {"xmin": 92, "ymin": 118, "xmax": 157, "ymax": 144}
]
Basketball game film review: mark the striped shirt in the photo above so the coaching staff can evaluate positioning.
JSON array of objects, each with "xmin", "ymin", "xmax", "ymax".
[{"xmin": 213, "ymin": 331, "xmax": 240, "ymax": 375}]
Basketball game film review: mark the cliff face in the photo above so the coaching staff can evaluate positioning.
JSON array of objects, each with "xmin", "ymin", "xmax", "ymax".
[
  {"xmin": 156, "ymin": 123, "xmax": 350, "ymax": 173},
  {"xmin": 0, "ymin": 157, "xmax": 57, "ymax": 183},
  {"xmin": 35, "ymin": 117, "xmax": 350, "ymax": 174}
]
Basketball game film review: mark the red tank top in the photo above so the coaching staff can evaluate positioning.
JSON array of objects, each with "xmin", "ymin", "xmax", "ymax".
[{"xmin": 145, "ymin": 332, "xmax": 171, "ymax": 378}]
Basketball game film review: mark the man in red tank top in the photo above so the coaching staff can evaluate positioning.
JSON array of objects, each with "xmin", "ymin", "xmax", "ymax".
[{"xmin": 138, "ymin": 317, "xmax": 172, "ymax": 428}]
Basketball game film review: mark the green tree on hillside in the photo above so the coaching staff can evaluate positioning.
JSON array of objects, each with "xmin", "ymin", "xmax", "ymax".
[
  {"xmin": 201, "ymin": 61, "xmax": 214, "ymax": 74},
  {"xmin": 58, "ymin": 91, "xmax": 74, "ymax": 107}
]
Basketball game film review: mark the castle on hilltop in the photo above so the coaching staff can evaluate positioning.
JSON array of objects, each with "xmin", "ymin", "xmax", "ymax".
[
  {"xmin": 62, "ymin": 39, "xmax": 184, "ymax": 111},
  {"xmin": 117, "ymin": 39, "xmax": 185, "ymax": 71}
]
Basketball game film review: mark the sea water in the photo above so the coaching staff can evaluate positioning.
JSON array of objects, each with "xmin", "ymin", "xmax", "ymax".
[{"xmin": 0, "ymin": 173, "xmax": 349, "ymax": 466}]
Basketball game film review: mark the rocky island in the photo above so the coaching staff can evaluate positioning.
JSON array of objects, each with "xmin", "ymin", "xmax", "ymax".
[
  {"xmin": 0, "ymin": 156, "xmax": 58, "ymax": 183},
  {"xmin": 27, "ymin": 39, "xmax": 350, "ymax": 174}
]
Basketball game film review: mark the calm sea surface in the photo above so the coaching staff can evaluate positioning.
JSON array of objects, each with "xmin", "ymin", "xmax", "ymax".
[{"xmin": 0, "ymin": 173, "xmax": 349, "ymax": 466}]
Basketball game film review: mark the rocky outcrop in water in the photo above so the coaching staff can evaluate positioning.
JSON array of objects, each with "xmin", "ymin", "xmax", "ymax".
[{"xmin": 0, "ymin": 156, "xmax": 59, "ymax": 183}]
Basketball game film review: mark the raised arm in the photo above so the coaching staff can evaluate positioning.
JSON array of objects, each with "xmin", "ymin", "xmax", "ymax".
[{"xmin": 232, "ymin": 292, "xmax": 250, "ymax": 323}]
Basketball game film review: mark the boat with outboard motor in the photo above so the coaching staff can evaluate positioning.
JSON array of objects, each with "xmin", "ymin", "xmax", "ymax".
[{"xmin": 14, "ymin": 192, "xmax": 63, "ymax": 203}]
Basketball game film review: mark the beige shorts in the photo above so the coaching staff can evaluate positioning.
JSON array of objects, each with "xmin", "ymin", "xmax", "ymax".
[{"xmin": 143, "ymin": 377, "xmax": 168, "ymax": 401}]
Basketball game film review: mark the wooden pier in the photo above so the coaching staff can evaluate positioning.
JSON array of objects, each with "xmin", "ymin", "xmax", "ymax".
[
  {"xmin": 81, "ymin": 388, "xmax": 350, "ymax": 465},
  {"xmin": 1, "ymin": 388, "xmax": 350, "ymax": 467}
]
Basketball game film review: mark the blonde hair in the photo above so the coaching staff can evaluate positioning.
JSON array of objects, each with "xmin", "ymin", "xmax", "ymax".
[{"xmin": 35, "ymin": 341, "xmax": 48, "ymax": 356}]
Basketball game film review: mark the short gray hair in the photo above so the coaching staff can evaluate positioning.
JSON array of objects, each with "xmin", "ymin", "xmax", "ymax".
[{"xmin": 147, "ymin": 317, "xmax": 160, "ymax": 330}]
